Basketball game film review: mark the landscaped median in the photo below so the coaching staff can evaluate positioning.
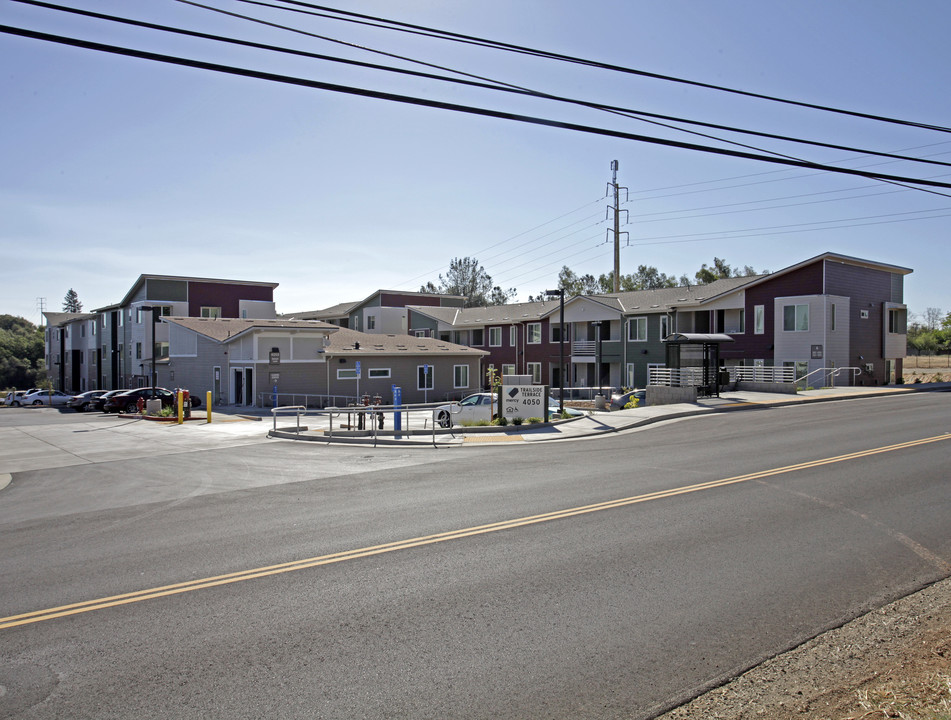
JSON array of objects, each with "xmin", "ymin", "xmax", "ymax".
[{"xmin": 268, "ymin": 412, "xmax": 588, "ymax": 445}]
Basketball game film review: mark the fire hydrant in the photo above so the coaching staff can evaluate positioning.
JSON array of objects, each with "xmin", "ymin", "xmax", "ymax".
[{"xmin": 136, "ymin": 396, "xmax": 145, "ymax": 414}]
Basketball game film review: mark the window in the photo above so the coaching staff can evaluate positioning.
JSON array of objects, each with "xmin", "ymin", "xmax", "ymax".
[
  {"xmin": 550, "ymin": 323, "xmax": 564, "ymax": 343},
  {"xmin": 754, "ymin": 305, "xmax": 765, "ymax": 334},
  {"xmin": 368, "ymin": 368, "xmax": 390, "ymax": 379},
  {"xmin": 831, "ymin": 304, "xmax": 837, "ymax": 332},
  {"xmin": 135, "ymin": 342, "xmax": 142, "ymax": 359},
  {"xmin": 888, "ymin": 308, "xmax": 905, "ymax": 334},
  {"xmin": 737, "ymin": 309, "xmax": 745, "ymax": 334},
  {"xmin": 489, "ymin": 327, "xmax": 502, "ymax": 347},
  {"xmin": 502, "ymin": 363, "xmax": 515, "ymax": 377},
  {"xmin": 80, "ymin": 324, "xmax": 85, "ymax": 337},
  {"xmin": 453, "ymin": 365, "xmax": 469, "ymax": 389},
  {"xmin": 91, "ymin": 321, "xmax": 97, "ymax": 337},
  {"xmin": 414, "ymin": 329, "xmax": 428, "ymax": 338},
  {"xmin": 660, "ymin": 316, "xmax": 669, "ymax": 340},
  {"xmin": 417, "ymin": 365, "xmax": 434, "ymax": 390},
  {"xmin": 366, "ymin": 315, "xmax": 376, "ymax": 330},
  {"xmin": 201, "ymin": 307, "xmax": 221, "ymax": 319},
  {"xmin": 510, "ymin": 326, "xmax": 517, "ymax": 347},
  {"xmin": 527, "ymin": 323, "xmax": 541, "ymax": 344},
  {"xmin": 156, "ymin": 342, "xmax": 169, "ymax": 360},
  {"xmin": 471, "ymin": 329, "xmax": 484, "ymax": 346},
  {"xmin": 527, "ymin": 362, "xmax": 541, "ymax": 384},
  {"xmin": 628, "ymin": 317, "xmax": 647, "ymax": 342},
  {"xmin": 337, "ymin": 368, "xmax": 358, "ymax": 380},
  {"xmin": 783, "ymin": 304, "xmax": 809, "ymax": 332}
]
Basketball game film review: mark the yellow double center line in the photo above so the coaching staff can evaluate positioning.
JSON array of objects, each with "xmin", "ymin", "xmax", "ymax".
[{"xmin": 3, "ymin": 433, "xmax": 948, "ymax": 631}]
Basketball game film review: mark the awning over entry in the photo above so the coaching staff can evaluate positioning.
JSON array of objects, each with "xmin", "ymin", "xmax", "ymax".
[{"xmin": 663, "ymin": 333, "xmax": 735, "ymax": 344}]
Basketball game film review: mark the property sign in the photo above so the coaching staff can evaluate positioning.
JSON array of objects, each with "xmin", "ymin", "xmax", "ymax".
[
  {"xmin": 811, "ymin": 344, "xmax": 823, "ymax": 359},
  {"xmin": 503, "ymin": 384, "xmax": 547, "ymax": 420}
]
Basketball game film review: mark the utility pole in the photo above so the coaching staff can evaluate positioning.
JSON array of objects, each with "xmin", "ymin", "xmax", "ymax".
[
  {"xmin": 605, "ymin": 160, "xmax": 629, "ymax": 292},
  {"xmin": 36, "ymin": 297, "xmax": 46, "ymax": 326}
]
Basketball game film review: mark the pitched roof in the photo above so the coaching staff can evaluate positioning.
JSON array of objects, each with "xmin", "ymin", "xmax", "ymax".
[
  {"xmin": 43, "ymin": 311, "xmax": 98, "ymax": 327},
  {"xmin": 325, "ymin": 328, "xmax": 487, "ymax": 356},
  {"xmin": 162, "ymin": 318, "xmax": 486, "ymax": 356},
  {"xmin": 163, "ymin": 317, "xmax": 338, "ymax": 342},
  {"xmin": 410, "ymin": 299, "xmax": 562, "ymax": 328},
  {"xmin": 597, "ymin": 275, "xmax": 762, "ymax": 313},
  {"xmin": 282, "ymin": 300, "xmax": 360, "ymax": 320}
]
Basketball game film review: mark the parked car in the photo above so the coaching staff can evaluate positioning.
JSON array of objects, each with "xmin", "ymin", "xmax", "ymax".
[
  {"xmin": 609, "ymin": 388, "xmax": 646, "ymax": 411},
  {"xmin": 103, "ymin": 387, "xmax": 199, "ymax": 414},
  {"xmin": 92, "ymin": 389, "xmax": 126, "ymax": 412},
  {"xmin": 2, "ymin": 390, "xmax": 28, "ymax": 407},
  {"xmin": 435, "ymin": 393, "xmax": 584, "ymax": 428},
  {"xmin": 547, "ymin": 398, "xmax": 586, "ymax": 418},
  {"xmin": 21, "ymin": 389, "xmax": 73, "ymax": 406},
  {"xmin": 66, "ymin": 390, "xmax": 108, "ymax": 412}
]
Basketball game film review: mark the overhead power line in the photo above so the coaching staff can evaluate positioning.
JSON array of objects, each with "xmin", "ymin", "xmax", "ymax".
[
  {"xmin": 4, "ymin": 24, "xmax": 951, "ymax": 193},
  {"xmin": 16, "ymin": 0, "xmax": 951, "ymax": 177},
  {"xmin": 259, "ymin": 0, "xmax": 951, "ymax": 134}
]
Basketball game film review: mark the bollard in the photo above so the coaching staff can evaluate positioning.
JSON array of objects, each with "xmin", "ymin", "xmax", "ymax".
[
  {"xmin": 177, "ymin": 390, "xmax": 184, "ymax": 424},
  {"xmin": 207, "ymin": 390, "xmax": 212, "ymax": 423}
]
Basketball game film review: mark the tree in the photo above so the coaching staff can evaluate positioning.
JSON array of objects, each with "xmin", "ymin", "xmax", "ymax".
[
  {"xmin": 556, "ymin": 266, "xmax": 601, "ymax": 297},
  {"xmin": 693, "ymin": 258, "xmax": 769, "ymax": 285},
  {"xmin": 923, "ymin": 307, "xmax": 943, "ymax": 331},
  {"xmin": 63, "ymin": 288, "xmax": 83, "ymax": 313},
  {"xmin": 420, "ymin": 257, "xmax": 514, "ymax": 307},
  {"xmin": 0, "ymin": 315, "xmax": 46, "ymax": 389}
]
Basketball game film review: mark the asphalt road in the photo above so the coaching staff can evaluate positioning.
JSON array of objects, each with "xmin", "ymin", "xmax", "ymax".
[{"xmin": 1, "ymin": 392, "xmax": 949, "ymax": 719}]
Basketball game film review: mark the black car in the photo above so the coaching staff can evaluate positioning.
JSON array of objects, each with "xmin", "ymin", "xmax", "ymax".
[
  {"xmin": 93, "ymin": 389, "xmax": 128, "ymax": 412},
  {"xmin": 102, "ymin": 387, "xmax": 200, "ymax": 414}
]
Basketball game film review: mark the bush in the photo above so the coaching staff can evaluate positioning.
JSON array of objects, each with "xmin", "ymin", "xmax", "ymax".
[
  {"xmin": 527, "ymin": 417, "xmax": 543, "ymax": 424},
  {"xmin": 512, "ymin": 417, "xmax": 523, "ymax": 425},
  {"xmin": 623, "ymin": 397, "xmax": 639, "ymax": 410},
  {"xmin": 493, "ymin": 416, "xmax": 508, "ymax": 426}
]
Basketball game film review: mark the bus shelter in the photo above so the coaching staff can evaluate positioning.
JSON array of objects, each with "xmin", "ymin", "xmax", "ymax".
[{"xmin": 662, "ymin": 333, "xmax": 735, "ymax": 398}]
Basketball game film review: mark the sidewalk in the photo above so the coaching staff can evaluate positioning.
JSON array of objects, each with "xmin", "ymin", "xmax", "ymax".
[{"xmin": 268, "ymin": 383, "xmax": 948, "ymax": 447}]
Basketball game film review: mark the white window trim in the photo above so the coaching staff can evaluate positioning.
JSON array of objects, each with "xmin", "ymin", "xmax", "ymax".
[
  {"xmin": 628, "ymin": 317, "xmax": 647, "ymax": 342},
  {"xmin": 510, "ymin": 326, "xmax": 517, "ymax": 347},
  {"xmin": 417, "ymin": 365, "xmax": 434, "ymax": 390},
  {"xmin": 453, "ymin": 364, "xmax": 469, "ymax": 389},
  {"xmin": 754, "ymin": 305, "xmax": 765, "ymax": 335},
  {"xmin": 489, "ymin": 326, "xmax": 502, "ymax": 347},
  {"xmin": 527, "ymin": 322, "xmax": 542, "ymax": 344},
  {"xmin": 783, "ymin": 304, "xmax": 809, "ymax": 332},
  {"xmin": 527, "ymin": 362, "xmax": 542, "ymax": 384},
  {"xmin": 337, "ymin": 368, "xmax": 358, "ymax": 380},
  {"xmin": 501, "ymin": 363, "xmax": 516, "ymax": 377},
  {"xmin": 368, "ymin": 368, "xmax": 391, "ymax": 379}
]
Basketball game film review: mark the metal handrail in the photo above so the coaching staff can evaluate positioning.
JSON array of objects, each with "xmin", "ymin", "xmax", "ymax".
[
  {"xmin": 432, "ymin": 404, "xmax": 462, "ymax": 446},
  {"xmin": 794, "ymin": 366, "xmax": 862, "ymax": 388},
  {"xmin": 271, "ymin": 405, "xmax": 306, "ymax": 434}
]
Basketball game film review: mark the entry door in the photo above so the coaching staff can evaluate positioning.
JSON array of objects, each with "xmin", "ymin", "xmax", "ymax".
[
  {"xmin": 234, "ymin": 368, "xmax": 243, "ymax": 405},
  {"xmin": 244, "ymin": 368, "xmax": 254, "ymax": 406}
]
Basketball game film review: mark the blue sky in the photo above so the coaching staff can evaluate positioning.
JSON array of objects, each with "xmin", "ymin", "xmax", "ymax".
[{"xmin": 2, "ymin": 0, "xmax": 949, "ymax": 324}]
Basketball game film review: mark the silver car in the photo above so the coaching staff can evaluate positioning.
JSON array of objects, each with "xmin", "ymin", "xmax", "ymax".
[{"xmin": 20, "ymin": 390, "xmax": 74, "ymax": 406}]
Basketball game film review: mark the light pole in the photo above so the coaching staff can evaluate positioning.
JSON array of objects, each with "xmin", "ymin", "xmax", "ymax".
[
  {"xmin": 545, "ymin": 289, "xmax": 565, "ymax": 415},
  {"xmin": 141, "ymin": 305, "xmax": 157, "ymax": 397}
]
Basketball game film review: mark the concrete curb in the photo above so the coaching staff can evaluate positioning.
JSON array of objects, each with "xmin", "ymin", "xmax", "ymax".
[{"xmin": 265, "ymin": 384, "xmax": 948, "ymax": 447}]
